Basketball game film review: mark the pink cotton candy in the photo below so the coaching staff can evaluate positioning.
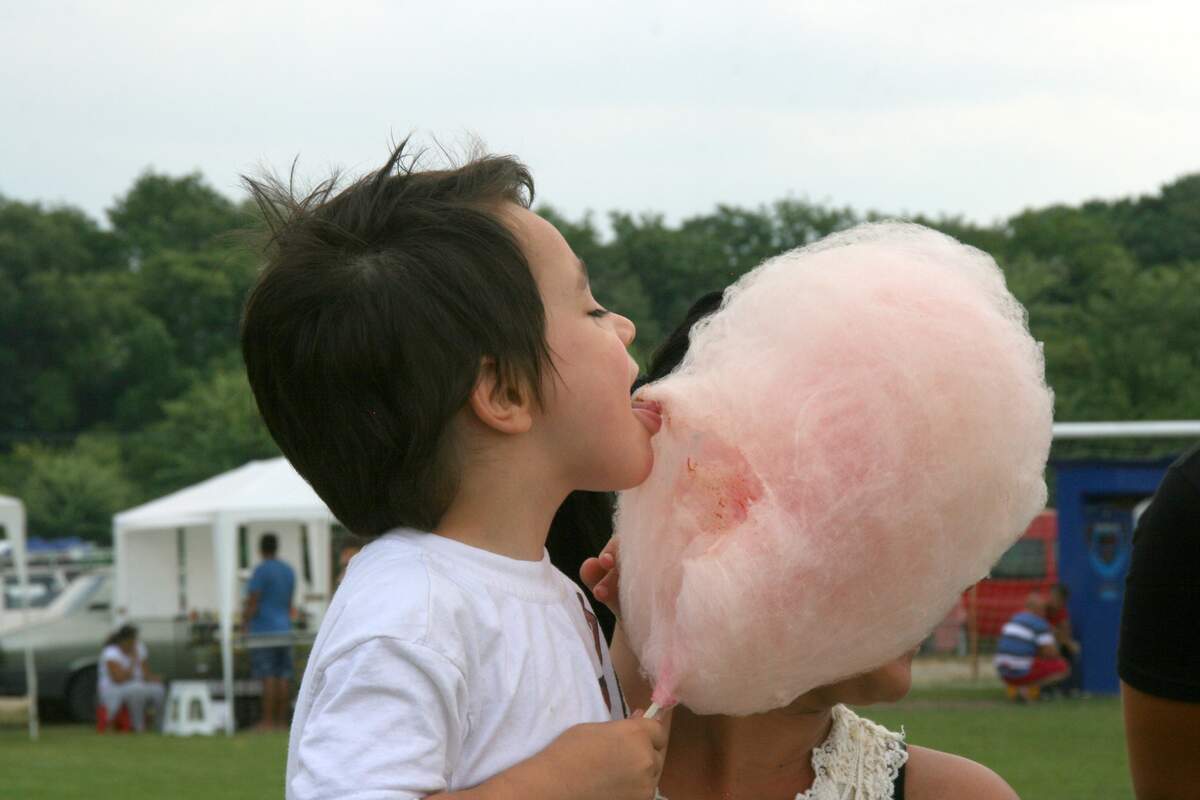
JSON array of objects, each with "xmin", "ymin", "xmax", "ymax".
[{"xmin": 616, "ymin": 222, "xmax": 1054, "ymax": 716}]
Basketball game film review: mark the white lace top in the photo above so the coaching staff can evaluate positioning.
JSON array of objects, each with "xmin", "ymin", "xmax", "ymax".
[{"xmin": 657, "ymin": 704, "xmax": 909, "ymax": 800}]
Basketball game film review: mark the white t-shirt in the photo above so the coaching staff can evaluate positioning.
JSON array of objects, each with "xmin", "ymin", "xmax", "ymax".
[
  {"xmin": 97, "ymin": 641, "xmax": 147, "ymax": 695},
  {"xmin": 286, "ymin": 529, "xmax": 625, "ymax": 800}
]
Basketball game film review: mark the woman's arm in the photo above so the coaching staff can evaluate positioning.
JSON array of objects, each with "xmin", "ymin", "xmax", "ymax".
[
  {"xmin": 106, "ymin": 658, "xmax": 133, "ymax": 684},
  {"xmin": 904, "ymin": 745, "xmax": 1018, "ymax": 800},
  {"xmin": 1122, "ymin": 681, "xmax": 1200, "ymax": 800},
  {"xmin": 137, "ymin": 651, "xmax": 163, "ymax": 683}
]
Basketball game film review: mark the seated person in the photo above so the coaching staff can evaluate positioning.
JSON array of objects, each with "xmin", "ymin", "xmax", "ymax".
[
  {"xmin": 994, "ymin": 593, "xmax": 1070, "ymax": 699},
  {"xmin": 243, "ymin": 533, "xmax": 296, "ymax": 732},
  {"xmin": 97, "ymin": 624, "xmax": 165, "ymax": 731}
]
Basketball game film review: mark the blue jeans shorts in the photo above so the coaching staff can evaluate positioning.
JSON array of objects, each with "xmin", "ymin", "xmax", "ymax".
[{"xmin": 250, "ymin": 646, "xmax": 294, "ymax": 680}]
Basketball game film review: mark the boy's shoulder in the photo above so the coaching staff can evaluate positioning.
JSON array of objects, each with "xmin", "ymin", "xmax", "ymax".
[
  {"xmin": 318, "ymin": 530, "xmax": 524, "ymax": 665},
  {"xmin": 320, "ymin": 530, "xmax": 578, "ymax": 667},
  {"xmin": 331, "ymin": 532, "xmax": 470, "ymax": 639}
]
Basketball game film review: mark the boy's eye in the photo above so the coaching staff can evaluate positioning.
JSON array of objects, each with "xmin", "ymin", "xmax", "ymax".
[{"xmin": 588, "ymin": 308, "xmax": 610, "ymax": 318}]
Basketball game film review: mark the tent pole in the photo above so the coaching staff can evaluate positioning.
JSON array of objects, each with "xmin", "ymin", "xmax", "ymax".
[
  {"xmin": 113, "ymin": 521, "xmax": 125, "ymax": 625},
  {"xmin": 308, "ymin": 516, "xmax": 332, "ymax": 624},
  {"xmin": 14, "ymin": 502, "xmax": 37, "ymax": 741},
  {"xmin": 24, "ymin": 649, "xmax": 38, "ymax": 740},
  {"xmin": 213, "ymin": 512, "xmax": 237, "ymax": 735}
]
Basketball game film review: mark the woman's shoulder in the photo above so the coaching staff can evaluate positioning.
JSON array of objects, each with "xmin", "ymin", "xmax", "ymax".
[{"xmin": 903, "ymin": 745, "xmax": 1018, "ymax": 800}]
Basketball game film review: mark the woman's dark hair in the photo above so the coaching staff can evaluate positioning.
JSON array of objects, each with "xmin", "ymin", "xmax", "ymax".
[
  {"xmin": 241, "ymin": 139, "xmax": 548, "ymax": 537},
  {"xmin": 104, "ymin": 624, "xmax": 138, "ymax": 647},
  {"xmin": 635, "ymin": 290, "xmax": 724, "ymax": 389},
  {"xmin": 548, "ymin": 491, "xmax": 619, "ymax": 638},
  {"xmin": 551, "ymin": 291, "xmax": 724, "ymax": 640}
]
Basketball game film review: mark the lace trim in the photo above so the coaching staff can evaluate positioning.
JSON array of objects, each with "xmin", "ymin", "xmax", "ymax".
[
  {"xmin": 656, "ymin": 704, "xmax": 908, "ymax": 800},
  {"xmin": 798, "ymin": 704, "xmax": 908, "ymax": 800}
]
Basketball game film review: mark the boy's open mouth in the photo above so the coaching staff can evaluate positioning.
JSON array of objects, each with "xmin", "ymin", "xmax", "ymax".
[{"xmin": 631, "ymin": 397, "xmax": 663, "ymax": 435}]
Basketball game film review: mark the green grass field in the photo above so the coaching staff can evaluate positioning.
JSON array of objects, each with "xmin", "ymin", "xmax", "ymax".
[
  {"xmin": 0, "ymin": 688, "xmax": 1131, "ymax": 800},
  {"xmin": 866, "ymin": 690, "xmax": 1132, "ymax": 799},
  {"xmin": 0, "ymin": 724, "xmax": 289, "ymax": 799}
]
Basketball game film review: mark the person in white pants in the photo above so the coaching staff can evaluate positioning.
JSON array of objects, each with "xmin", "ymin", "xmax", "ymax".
[{"xmin": 97, "ymin": 624, "xmax": 165, "ymax": 732}]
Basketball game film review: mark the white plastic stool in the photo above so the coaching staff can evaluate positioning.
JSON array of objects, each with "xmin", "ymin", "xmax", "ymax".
[{"xmin": 163, "ymin": 681, "xmax": 219, "ymax": 736}]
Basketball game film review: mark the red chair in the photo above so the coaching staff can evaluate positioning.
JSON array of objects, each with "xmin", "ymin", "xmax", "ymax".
[{"xmin": 96, "ymin": 703, "xmax": 132, "ymax": 733}]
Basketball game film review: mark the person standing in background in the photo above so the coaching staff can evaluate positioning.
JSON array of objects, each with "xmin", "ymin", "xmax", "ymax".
[
  {"xmin": 1119, "ymin": 442, "xmax": 1200, "ymax": 799},
  {"xmin": 243, "ymin": 533, "xmax": 296, "ymax": 731}
]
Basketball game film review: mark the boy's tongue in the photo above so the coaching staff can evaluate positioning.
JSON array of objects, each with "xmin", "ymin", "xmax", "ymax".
[{"xmin": 632, "ymin": 398, "xmax": 663, "ymax": 435}]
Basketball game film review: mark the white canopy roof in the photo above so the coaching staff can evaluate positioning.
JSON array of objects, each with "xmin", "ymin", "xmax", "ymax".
[
  {"xmin": 115, "ymin": 457, "xmax": 330, "ymax": 530},
  {"xmin": 113, "ymin": 458, "xmax": 335, "ymax": 734}
]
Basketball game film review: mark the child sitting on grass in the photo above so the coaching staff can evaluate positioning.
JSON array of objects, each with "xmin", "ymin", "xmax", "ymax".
[{"xmin": 241, "ymin": 140, "xmax": 667, "ymax": 800}]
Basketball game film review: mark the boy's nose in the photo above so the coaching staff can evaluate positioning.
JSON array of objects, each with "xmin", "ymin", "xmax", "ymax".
[{"xmin": 615, "ymin": 314, "xmax": 636, "ymax": 346}]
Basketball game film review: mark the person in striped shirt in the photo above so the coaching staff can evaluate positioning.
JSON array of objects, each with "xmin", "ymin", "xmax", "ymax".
[{"xmin": 993, "ymin": 593, "xmax": 1071, "ymax": 700}]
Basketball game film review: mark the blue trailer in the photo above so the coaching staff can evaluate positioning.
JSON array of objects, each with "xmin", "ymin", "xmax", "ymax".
[{"xmin": 1053, "ymin": 457, "xmax": 1174, "ymax": 694}]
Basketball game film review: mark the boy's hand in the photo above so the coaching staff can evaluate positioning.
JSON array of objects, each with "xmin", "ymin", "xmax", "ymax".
[
  {"xmin": 580, "ymin": 536, "xmax": 621, "ymax": 619},
  {"xmin": 514, "ymin": 713, "xmax": 668, "ymax": 800},
  {"xmin": 432, "ymin": 712, "xmax": 669, "ymax": 800}
]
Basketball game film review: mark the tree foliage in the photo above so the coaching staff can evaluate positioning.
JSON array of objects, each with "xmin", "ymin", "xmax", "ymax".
[
  {"xmin": 2, "ymin": 169, "xmax": 1199, "ymax": 542},
  {"xmin": 3, "ymin": 435, "xmax": 135, "ymax": 544},
  {"xmin": 124, "ymin": 363, "xmax": 280, "ymax": 499}
]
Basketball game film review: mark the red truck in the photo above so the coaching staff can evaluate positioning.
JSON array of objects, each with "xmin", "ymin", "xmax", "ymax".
[{"xmin": 966, "ymin": 509, "xmax": 1059, "ymax": 640}]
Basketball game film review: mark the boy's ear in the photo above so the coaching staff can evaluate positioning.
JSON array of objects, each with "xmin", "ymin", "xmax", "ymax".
[{"xmin": 468, "ymin": 357, "xmax": 534, "ymax": 435}]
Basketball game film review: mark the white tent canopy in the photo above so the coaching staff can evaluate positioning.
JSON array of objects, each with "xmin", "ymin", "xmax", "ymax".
[
  {"xmin": 0, "ymin": 494, "xmax": 38, "ymax": 740},
  {"xmin": 113, "ymin": 458, "xmax": 336, "ymax": 734}
]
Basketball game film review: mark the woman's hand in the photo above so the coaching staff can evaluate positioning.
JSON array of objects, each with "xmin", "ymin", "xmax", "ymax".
[
  {"xmin": 580, "ymin": 536, "xmax": 621, "ymax": 620},
  {"xmin": 584, "ymin": 537, "xmax": 661, "ymax": 714}
]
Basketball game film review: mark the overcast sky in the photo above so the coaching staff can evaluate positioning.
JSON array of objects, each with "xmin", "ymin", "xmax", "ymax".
[{"xmin": 3, "ymin": 0, "xmax": 1198, "ymax": 229}]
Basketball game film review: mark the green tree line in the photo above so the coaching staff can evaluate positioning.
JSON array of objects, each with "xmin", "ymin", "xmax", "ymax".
[{"xmin": 2, "ymin": 171, "xmax": 1199, "ymax": 542}]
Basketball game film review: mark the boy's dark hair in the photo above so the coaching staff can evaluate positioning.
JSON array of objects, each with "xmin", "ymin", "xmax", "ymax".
[
  {"xmin": 634, "ymin": 290, "xmax": 724, "ymax": 391},
  {"xmin": 241, "ymin": 140, "xmax": 547, "ymax": 537},
  {"xmin": 260, "ymin": 533, "xmax": 278, "ymax": 556}
]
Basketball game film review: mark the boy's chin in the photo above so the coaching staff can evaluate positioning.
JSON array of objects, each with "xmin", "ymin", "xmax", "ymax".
[
  {"xmin": 622, "ymin": 446, "xmax": 656, "ymax": 488},
  {"xmin": 588, "ymin": 448, "xmax": 655, "ymax": 493}
]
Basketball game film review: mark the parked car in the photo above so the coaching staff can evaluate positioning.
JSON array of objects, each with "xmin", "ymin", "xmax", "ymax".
[
  {"xmin": 0, "ymin": 568, "xmax": 312, "ymax": 725},
  {"xmin": 1, "ymin": 569, "xmax": 69, "ymax": 633},
  {"xmin": 966, "ymin": 509, "xmax": 1059, "ymax": 640},
  {"xmin": 1, "ymin": 546, "xmax": 112, "ymax": 634}
]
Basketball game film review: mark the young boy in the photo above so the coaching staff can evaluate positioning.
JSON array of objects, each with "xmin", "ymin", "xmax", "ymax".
[{"xmin": 240, "ymin": 141, "xmax": 667, "ymax": 800}]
